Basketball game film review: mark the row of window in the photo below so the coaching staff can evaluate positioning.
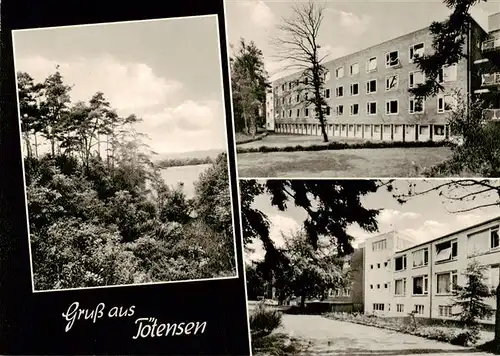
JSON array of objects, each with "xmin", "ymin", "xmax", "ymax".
[
  {"xmin": 328, "ymin": 288, "xmax": 351, "ymax": 297},
  {"xmin": 372, "ymin": 239, "xmax": 387, "ymax": 251},
  {"xmin": 375, "ymin": 304, "xmax": 495, "ymax": 319},
  {"xmin": 275, "ymin": 123, "xmax": 447, "ymax": 137},
  {"xmin": 395, "ymin": 230, "xmax": 500, "ymax": 272},
  {"xmin": 280, "ymin": 43, "xmax": 428, "ymax": 93},
  {"xmin": 280, "ymin": 95, "xmax": 456, "ymax": 119},
  {"xmin": 373, "ymin": 303, "xmax": 426, "ymax": 315},
  {"xmin": 369, "ymin": 282, "xmax": 390, "ymax": 290}
]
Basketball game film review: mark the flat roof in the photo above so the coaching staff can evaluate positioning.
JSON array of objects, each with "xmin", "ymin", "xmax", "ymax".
[{"xmin": 395, "ymin": 215, "xmax": 500, "ymax": 254}]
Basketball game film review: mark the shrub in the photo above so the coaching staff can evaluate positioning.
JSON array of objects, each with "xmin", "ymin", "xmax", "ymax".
[
  {"xmin": 250, "ymin": 304, "xmax": 283, "ymax": 338},
  {"xmin": 236, "ymin": 140, "xmax": 454, "ymax": 154}
]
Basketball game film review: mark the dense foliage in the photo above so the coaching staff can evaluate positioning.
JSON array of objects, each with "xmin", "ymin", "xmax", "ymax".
[{"xmin": 18, "ymin": 70, "xmax": 235, "ymax": 290}]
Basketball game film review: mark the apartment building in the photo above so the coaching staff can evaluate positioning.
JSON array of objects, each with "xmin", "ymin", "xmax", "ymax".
[
  {"xmin": 362, "ymin": 231, "xmax": 419, "ymax": 315},
  {"xmin": 324, "ymin": 248, "xmax": 365, "ymax": 312},
  {"xmin": 366, "ymin": 216, "xmax": 500, "ymax": 324},
  {"xmin": 267, "ymin": 15, "xmax": 491, "ymax": 142}
]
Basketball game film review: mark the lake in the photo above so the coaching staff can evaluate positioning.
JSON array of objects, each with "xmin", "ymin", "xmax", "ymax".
[{"xmin": 159, "ymin": 164, "xmax": 212, "ymax": 198}]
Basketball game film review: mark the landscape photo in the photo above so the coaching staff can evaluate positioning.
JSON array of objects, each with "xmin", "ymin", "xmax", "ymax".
[{"xmin": 12, "ymin": 15, "xmax": 238, "ymax": 292}]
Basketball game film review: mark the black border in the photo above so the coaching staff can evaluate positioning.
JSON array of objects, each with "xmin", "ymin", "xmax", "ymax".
[{"xmin": 0, "ymin": 0, "xmax": 250, "ymax": 354}]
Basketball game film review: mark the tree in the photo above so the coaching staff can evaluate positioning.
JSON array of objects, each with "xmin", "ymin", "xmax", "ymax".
[
  {"xmin": 277, "ymin": 229, "xmax": 347, "ymax": 308},
  {"xmin": 239, "ymin": 179, "xmax": 381, "ymax": 277},
  {"xmin": 272, "ymin": 0, "xmax": 330, "ymax": 142},
  {"xmin": 230, "ymin": 39, "xmax": 270, "ymax": 135},
  {"xmin": 408, "ymin": 0, "xmax": 485, "ymax": 99},
  {"xmin": 451, "ymin": 260, "xmax": 494, "ymax": 343}
]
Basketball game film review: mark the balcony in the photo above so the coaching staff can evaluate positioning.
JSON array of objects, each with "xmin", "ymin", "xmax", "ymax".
[
  {"xmin": 483, "ymin": 108, "xmax": 500, "ymax": 121},
  {"xmin": 481, "ymin": 72, "xmax": 500, "ymax": 87},
  {"xmin": 482, "ymin": 35, "xmax": 500, "ymax": 52}
]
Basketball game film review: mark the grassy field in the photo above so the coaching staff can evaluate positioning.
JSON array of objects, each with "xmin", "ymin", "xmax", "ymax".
[
  {"xmin": 237, "ymin": 147, "xmax": 453, "ymax": 178},
  {"xmin": 237, "ymin": 134, "xmax": 364, "ymax": 149}
]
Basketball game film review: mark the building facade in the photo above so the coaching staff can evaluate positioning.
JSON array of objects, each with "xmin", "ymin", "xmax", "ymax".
[
  {"xmin": 364, "ymin": 216, "xmax": 500, "ymax": 324},
  {"xmin": 267, "ymin": 16, "xmax": 493, "ymax": 142},
  {"xmin": 325, "ymin": 248, "xmax": 365, "ymax": 312},
  {"xmin": 265, "ymin": 89, "xmax": 275, "ymax": 131},
  {"xmin": 362, "ymin": 231, "xmax": 419, "ymax": 315}
]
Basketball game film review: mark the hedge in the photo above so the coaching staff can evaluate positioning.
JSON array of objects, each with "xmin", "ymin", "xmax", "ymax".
[
  {"xmin": 235, "ymin": 132, "xmax": 269, "ymax": 145},
  {"xmin": 236, "ymin": 139, "xmax": 455, "ymax": 154}
]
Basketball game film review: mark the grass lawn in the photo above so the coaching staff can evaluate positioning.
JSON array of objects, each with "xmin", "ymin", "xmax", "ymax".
[
  {"xmin": 237, "ymin": 134, "xmax": 364, "ymax": 149},
  {"xmin": 237, "ymin": 147, "xmax": 453, "ymax": 178}
]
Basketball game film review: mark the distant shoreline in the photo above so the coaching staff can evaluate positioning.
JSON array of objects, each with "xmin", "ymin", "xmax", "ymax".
[{"xmin": 156, "ymin": 157, "xmax": 214, "ymax": 169}]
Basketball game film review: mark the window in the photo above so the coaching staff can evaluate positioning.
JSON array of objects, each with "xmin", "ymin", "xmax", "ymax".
[
  {"xmin": 296, "ymin": 94, "xmax": 300, "ymax": 102},
  {"xmin": 377, "ymin": 263, "xmax": 381, "ymax": 269},
  {"xmin": 305, "ymin": 77, "xmax": 309, "ymax": 85},
  {"xmin": 437, "ymin": 271, "xmax": 458, "ymax": 294},
  {"xmin": 412, "ymin": 275, "xmax": 429, "ymax": 295},
  {"xmin": 288, "ymin": 96, "xmax": 292, "ymax": 104},
  {"xmin": 383, "ymin": 125, "xmax": 390, "ymax": 134},
  {"xmin": 409, "ymin": 97, "xmax": 424, "ymax": 114},
  {"xmin": 288, "ymin": 110, "xmax": 292, "ymax": 118},
  {"xmin": 372, "ymin": 239, "xmax": 387, "ymax": 251},
  {"xmin": 386, "ymin": 100, "xmax": 399, "ymax": 115},
  {"xmin": 336, "ymin": 86, "xmax": 344, "ymax": 98},
  {"xmin": 373, "ymin": 303, "xmax": 385, "ymax": 311},
  {"xmin": 395, "ymin": 278, "xmax": 406, "ymax": 296},
  {"xmin": 305, "ymin": 108, "xmax": 309, "ymax": 117},
  {"xmin": 397, "ymin": 304, "xmax": 405, "ymax": 313},
  {"xmin": 437, "ymin": 95, "xmax": 457, "ymax": 113},
  {"xmin": 420, "ymin": 125, "xmax": 429, "ymax": 135},
  {"xmin": 366, "ymin": 79, "xmax": 377, "ymax": 94},
  {"xmin": 324, "ymin": 71, "xmax": 331, "ymax": 82},
  {"xmin": 414, "ymin": 305, "xmax": 425, "ymax": 315},
  {"xmin": 384, "ymin": 261, "xmax": 388, "ymax": 267},
  {"xmin": 488, "ymin": 265, "xmax": 500, "ymax": 292},
  {"xmin": 409, "ymin": 43, "xmax": 425, "ymax": 62},
  {"xmin": 289, "ymin": 82, "xmax": 293, "ymax": 90},
  {"xmin": 350, "ymin": 104, "xmax": 359, "ymax": 116},
  {"xmin": 370, "ymin": 264, "xmax": 373, "ymax": 269},
  {"xmin": 386, "ymin": 51, "xmax": 400, "ymax": 67},
  {"xmin": 356, "ymin": 124, "xmax": 362, "ymax": 133},
  {"xmin": 367, "ymin": 57, "xmax": 377, "ymax": 72},
  {"xmin": 384, "ymin": 283, "xmax": 388, "ymax": 289},
  {"xmin": 409, "ymin": 71, "xmax": 425, "ymax": 88},
  {"xmin": 335, "ymin": 289, "xmax": 340, "ymax": 297},
  {"xmin": 366, "ymin": 102, "xmax": 377, "ymax": 115},
  {"xmin": 336, "ymin": 66, "xmax": 344, "ymax": 78},
  {"xmin": 343, "ymin": 288, "xmax": 350, "ymax": 297},
  {"xmin": 439, "ymin": 305, "xmax": 452, "ymax": 317},
  {"xmin": 386, "ymin": 74, "xmax": 399, "ymax": 91},
  {"xmin": 395, "ymin": 255, "xmax": 407, "ymax": 271},
  {"xmin": 326, "ymin": 106, "xmax": 331, "ymax": 116},
  {"xmin": 281, "ymin": 111, "xmax": 285, "ymax": 118},
  {"xmin": 434, "ymin": 125, "xmax": 445, "ymax": 136},
  {"xmin": 281, "ymin": 84, "xmax": 285, "ymax": 91},
  {"xmin": 412, "ymin": 248, "xmax": 429, "ymax": 268},
  {"xmin": 336, "ymin": 105, "xmax": 344, "ymax": 116},
  {"xmin": 373, "ymin": 125, "xmax": 380, "ymax": 133},
  {"xmin": 491, "ymin": 229, "xmax": 499, "ymax": 249},
  {"xmin": 304, "ymin": 92, "xmax": 309, "ymax": 100},
  {"xmin": 438, "ymin": 64, "xmax": 458, "ymax": 83},
  {"xmin": 348, "ymin": 125, "xmax": 354, "ymax": 132},
  {"xmin": 350, "ymin": 83, "xmax": 359, "ymax": 96},
  {"xmin": 370, "ymin": 284, "xmax": 373, "ymax": 289},
  {"xmin": 350, "ymin": 62, "xmax": 359, "ymax": 76},
  {"xmin": 325, "ymin": 88, "xmax": 331, "ymax": 99},
  {"xmin": 435, "ymin": 240, "xmax": 458, "ymax": 262},
  {"xmin": 296, "ymin": 109, "xmax": 300, "ymax": 117}
]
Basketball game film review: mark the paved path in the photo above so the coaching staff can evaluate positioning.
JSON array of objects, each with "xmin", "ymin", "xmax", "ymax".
[{"xmin": 278, "ymin": 314, "xmax": 491, "ymax": 356}]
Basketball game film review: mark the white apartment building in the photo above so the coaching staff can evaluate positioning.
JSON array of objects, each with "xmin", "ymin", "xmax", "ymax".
[
  {"xmin": 364, "ymin": 216, "xmax": 500, "ymax": 324},
  {"xmin": 363, "ymin": 231, "xmax": 419, "ymax": 315}
]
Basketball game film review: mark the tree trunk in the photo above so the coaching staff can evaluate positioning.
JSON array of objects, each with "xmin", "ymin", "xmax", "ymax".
[
  {"xmin": 34, "ymin": 133, "xmax": 38, "ymax": 158},
  {"xmin": 300, "ymin": 295, "xmax": 306, "ymax": 309},
  {"xmin": 319, "ymin": 116, "xmax": 328, "ymax": 142},
  {"xmin": 495, "ymin": 283, "xmax": 500, "ymax": 348}
]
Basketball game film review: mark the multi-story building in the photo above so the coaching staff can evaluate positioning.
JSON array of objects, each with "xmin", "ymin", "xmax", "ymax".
[
  {"xmin": 362, "ymin": 231, "xmax": 419, "ymax": 315},
  {"xmin": 324, "ymin": 248, "xmax": 365, "ymax": 312},
  {"xmin": 364, "ymin": 216, "xmax": 500, "ymax": 324},
  {"xmin": 267, "ymin": 14, "xmax": 495, "ymax": 141}
]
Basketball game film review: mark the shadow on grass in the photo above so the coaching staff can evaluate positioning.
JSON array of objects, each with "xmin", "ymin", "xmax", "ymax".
[{"xmin": 477, "ymin": 340, "xmax": 500, "ymax": 355}]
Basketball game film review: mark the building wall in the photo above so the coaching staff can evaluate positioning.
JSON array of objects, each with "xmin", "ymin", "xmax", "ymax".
[
  {"xmin": 363, "ymin": 231, "xmax": 420, "ymax": 314},
  {"xmin": 265, "ymin": 91, "xmax": 275, "ymax": 131},
  {"xmin": 268, "ymin": 22, "xmax": 483, "ymax": 141},
  {"xmin": 364, "ymin": 217, "xmax": 500, "ymax": 324}
]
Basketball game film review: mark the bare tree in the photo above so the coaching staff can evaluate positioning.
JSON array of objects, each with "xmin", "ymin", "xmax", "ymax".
[{"xmin": 272, "ymin": 0, "xmax": 330, "ymax": 142}]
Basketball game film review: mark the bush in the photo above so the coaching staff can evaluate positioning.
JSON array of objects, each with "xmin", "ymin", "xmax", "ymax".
[
  {"xmin": 451, "ymin": 326, "xmax": 481, "ymax": 347},
  {"xmin": 250, "ymin": 304, "xmax": 283, "ymax": 338},
  {"xmin": 252, "ymin": 333, "xmax": 306, "ymax": 356},
  {"xmin": 236, "ymin": 139, "xmax": 454, "ymax": 154}
]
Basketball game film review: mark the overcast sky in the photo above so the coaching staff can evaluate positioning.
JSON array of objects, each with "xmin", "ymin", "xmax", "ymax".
[
  {"xmin": 13, "ymin": 15, "xmax": 228, "ymax": 155},
  {"xmin": 246, "ymin": 179, "xmax": 500, "ymax": 261},
  {"xmin": 225, "ymin": 0, "xmax": 500, "ymax": 80}
]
